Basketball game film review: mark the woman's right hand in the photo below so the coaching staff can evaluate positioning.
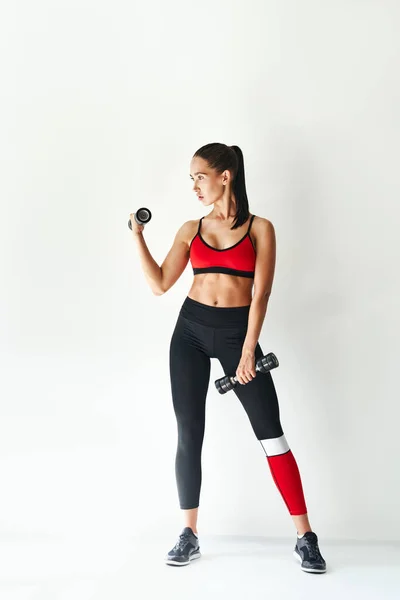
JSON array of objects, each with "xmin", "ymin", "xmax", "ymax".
[{"xmin": 129, "ymin": 213, "xmax": 144, "ymax": 236}]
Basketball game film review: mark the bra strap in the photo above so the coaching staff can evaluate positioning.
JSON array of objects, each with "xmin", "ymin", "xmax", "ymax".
[
  {"xmin": 197, "ymin": 217, "xmax": 203, "ymax": 233},
  {"xmin": 247, "ymin": 214, "xmax": 255, "ymax": 233}
]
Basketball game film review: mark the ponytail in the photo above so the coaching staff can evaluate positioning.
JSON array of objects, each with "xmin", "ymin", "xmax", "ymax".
[{"xmin": 229, "ymin": 145, "xmax": 249, "ymax": 229}]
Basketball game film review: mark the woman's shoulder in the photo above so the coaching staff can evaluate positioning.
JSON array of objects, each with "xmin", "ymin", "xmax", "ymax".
[
  {"xmin": 250, "ymin": 215, "xmax": 275, "ymax": 250},
  {"xmin": 251, "ymin": 214, "xmax": 275, "ymax": 232},
  {"xmin": 173, "ymin": 218, "xmax": 201, "ymax": 248},
  {"xmin": 174, "ymin": 218, "xmax": 200, "ymax": 233},
  {"xmin": 251, "ymin": 213, "xmax": 273, "ymax": 224}
]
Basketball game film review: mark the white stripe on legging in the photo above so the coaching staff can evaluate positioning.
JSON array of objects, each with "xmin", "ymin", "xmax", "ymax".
[{"xmin": 259, "ymin": 434, "xmax": 290, "ymax": 456}]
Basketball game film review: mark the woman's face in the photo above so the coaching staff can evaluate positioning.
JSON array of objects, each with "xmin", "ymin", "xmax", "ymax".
[{"xmin": 190, "ymin": 156, "xmax": 230, "ymax": 206}]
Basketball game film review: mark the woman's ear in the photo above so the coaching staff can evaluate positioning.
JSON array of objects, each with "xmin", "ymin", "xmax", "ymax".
[{"xmin": 222, "ymin": 169, "xmax": 231, "ymax": 185}]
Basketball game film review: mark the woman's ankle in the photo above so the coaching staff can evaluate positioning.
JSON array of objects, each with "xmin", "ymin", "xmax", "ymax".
[{"xmin": 186, "ymin": 526, "xmax": 198, "ymax": 535}]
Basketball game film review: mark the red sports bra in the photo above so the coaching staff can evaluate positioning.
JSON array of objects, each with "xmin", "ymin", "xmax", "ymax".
[{"xmin": 189, "ymin": 214, "xmax": 256, "ymax": 279}]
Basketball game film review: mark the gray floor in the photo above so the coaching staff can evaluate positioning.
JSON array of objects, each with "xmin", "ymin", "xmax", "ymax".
[{"xmin": 1, "ymin": 534, "xmax": 399, "ymax": 599}]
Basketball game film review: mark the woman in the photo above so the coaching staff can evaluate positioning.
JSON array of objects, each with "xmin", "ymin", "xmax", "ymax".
[{"xmin": 131, "ymin": 143, "xmax": 326, "ymax": 574}]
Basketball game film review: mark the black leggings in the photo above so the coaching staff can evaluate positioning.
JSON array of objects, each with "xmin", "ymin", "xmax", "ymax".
[{"xmin": 169, "ymin": 296, "xmax": 307, "ymax": 515}]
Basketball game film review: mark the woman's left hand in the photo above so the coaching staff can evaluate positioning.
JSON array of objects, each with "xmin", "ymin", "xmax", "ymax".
[{"xmin": 236, "ymin": 349, "xmax": 256, "ymax": 385}]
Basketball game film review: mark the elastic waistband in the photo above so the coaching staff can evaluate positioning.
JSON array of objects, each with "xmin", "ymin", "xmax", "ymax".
[{"xmin": 179, "ymin": 296, "xmax": 250, "ymax": 328}]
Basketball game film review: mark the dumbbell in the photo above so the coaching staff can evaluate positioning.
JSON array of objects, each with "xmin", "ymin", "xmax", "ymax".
[
  {"xmin": 214, "ymin": 352, "xmax": 279, "ymax": 394},
  {"xmin": 128, "ymin": 207, "xmax": 152, "ymax": 230}
]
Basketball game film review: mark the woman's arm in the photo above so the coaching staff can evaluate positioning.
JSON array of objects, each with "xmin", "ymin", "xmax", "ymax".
[
  {"xmin": 133, "ymin": 221, "xmax": 193, "ymax": 295},
  {"xmin": 242, "ymin": 219, "xmax": 276, "ymax": 353}
]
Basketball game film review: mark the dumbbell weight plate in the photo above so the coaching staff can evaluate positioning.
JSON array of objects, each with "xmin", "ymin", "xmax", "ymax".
[{"xmin": 128, "ymin": 207, "xmax": 152, "ymax": 230}]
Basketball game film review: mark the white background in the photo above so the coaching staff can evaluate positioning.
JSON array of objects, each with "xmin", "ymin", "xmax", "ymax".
[{"xmin": 1, "ymin": 0, "xmax": 399, "ymax": 544}]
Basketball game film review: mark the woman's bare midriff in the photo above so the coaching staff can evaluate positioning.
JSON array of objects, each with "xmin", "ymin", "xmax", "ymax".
[{"xmin": 188, "ymin": 273, "xmax": 253, "ymax": 307}]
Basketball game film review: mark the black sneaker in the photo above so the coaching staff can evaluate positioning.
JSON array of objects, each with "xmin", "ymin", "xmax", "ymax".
[
  {"xmin": 165, "ymin": 527, "xmax": 201, "ymax": 566},
  {"xmin": 293, "ymin": 531, "xmax": 327, "ymax": 573}
]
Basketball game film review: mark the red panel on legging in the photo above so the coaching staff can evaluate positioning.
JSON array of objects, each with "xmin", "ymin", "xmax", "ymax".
[{"xmin": 267, "ymin": 450, "xmax": 307, "ymax": 516}]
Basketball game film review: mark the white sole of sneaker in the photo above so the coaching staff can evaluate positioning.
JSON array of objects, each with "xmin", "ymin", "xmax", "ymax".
[
  {"xmin": 165, "ymin": 551, "xmax": 201, "ymax": 566},
  {"xmin": 293, "ymin": 550, "xmax": 326, "ymax": 573}
]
